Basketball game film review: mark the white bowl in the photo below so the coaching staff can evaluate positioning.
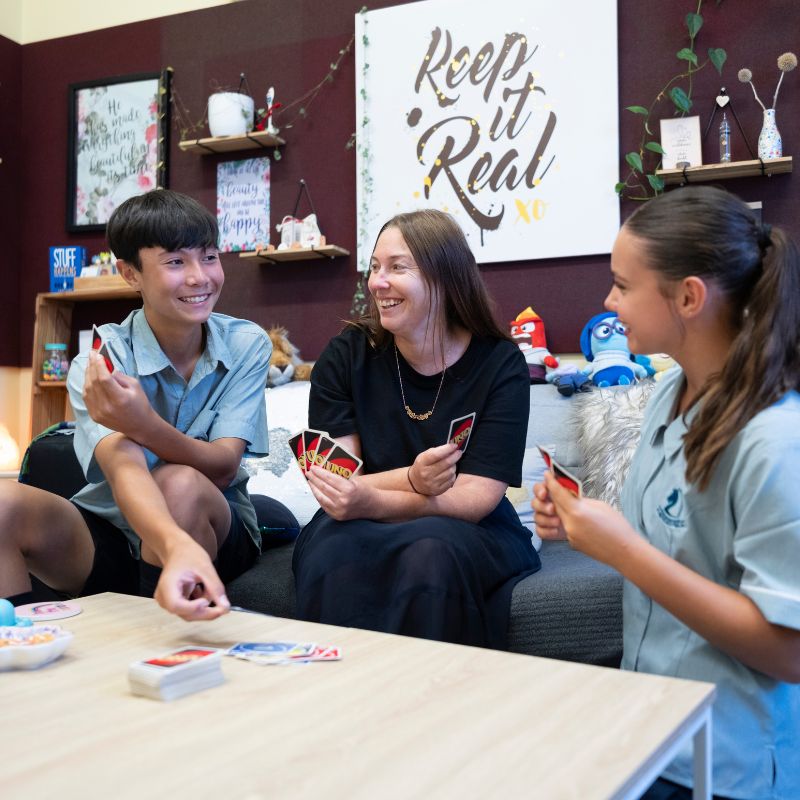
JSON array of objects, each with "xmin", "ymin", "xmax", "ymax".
[{"xmin": 0, "ymin": 625, "xmax": 73, "ymax": 670}]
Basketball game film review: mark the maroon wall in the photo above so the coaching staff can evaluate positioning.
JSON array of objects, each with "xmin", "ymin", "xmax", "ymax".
[
  {"xmin": 0, "ymin": 34, "xmax": 22, "ymax": 365},
  {"xmin": 6, "ymin": 0, "xmax": 800, "ymax": 367}
]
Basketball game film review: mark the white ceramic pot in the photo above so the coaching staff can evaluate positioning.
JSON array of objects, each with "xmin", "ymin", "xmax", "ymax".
[{"xmin": 207, "ymin": 92, "xmax": 255, "ymax": 137}]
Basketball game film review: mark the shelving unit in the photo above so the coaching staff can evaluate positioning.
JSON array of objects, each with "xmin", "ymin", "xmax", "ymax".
[
  {"xmin": 239, "ymin": 245, "xmax": 350, "ymax": 263},
  {"xmin": 178, "ymin": 130, "xmax": 286, "ymax": 154},
  {"xmin": 656, "ymin": 156, "xmax": 792, "ymax": 185},
  {"xmin": 30, "ymin": 285, "xmax": 140, "ymax": 436}
]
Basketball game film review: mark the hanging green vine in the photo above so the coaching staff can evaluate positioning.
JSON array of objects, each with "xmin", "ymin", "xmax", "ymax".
[
  {"xmin": 349, "ymin": 6, "xmax": 372, "ymax": 320},
  {"xmin": 616, "ymin": 1, "xmax": 727, "ymax": 201}
]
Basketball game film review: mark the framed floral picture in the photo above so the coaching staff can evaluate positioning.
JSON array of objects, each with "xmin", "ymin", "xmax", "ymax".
[{"xmin": 66, "ymin": 70, "xmax": 171, "ymax": 232}]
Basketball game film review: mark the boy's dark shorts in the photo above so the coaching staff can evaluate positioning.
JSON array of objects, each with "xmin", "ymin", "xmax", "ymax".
[{"xmin": 76, "ymin": 502, "xmax": 259, "ymax": 596}]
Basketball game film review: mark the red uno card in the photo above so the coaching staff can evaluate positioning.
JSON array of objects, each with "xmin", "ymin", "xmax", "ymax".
[
  {"xmin": 91, "ymin": 324, "xmax": 114, "ymax": 372},
  {"xmin": 302, "ymin": 429, "xmax": 326, "ymax": 474},
  {"xmin": 321, "ymin": 443, "xmax": 363, "ymax": 480},
  {"xmin": 447, "ymin": 412, "xmax": 476, "ymax": 452},
  {"xmin": 287, "ymin": 430, "xmax": 307, "ymax": 474},
  {"xmin": 308, "ymin": 434, "xmax": 335, "ymax": 471},
  {"xmin": 144, "ymin": 647, "xmax": 219, "ymax": 669},
  {"xmin": 537, "ymin": 445, "xmax": 583, "ymax": 498}
]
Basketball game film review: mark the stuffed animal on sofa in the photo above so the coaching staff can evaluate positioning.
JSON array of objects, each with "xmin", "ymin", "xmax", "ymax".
[
  {"xmin": 266, "ymin": 326, "xmax": 313, "ymax": 387},
  {"xmin": 510, "ymin": 307, "xmax": 558, "ymax": 384},
  {"xmin": 579, "ymin": 312, "xmax": 648, "ymax": 388}
]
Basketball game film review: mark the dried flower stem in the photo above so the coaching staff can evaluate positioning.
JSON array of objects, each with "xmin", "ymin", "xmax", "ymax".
[
  {"xmin": 748, "ymin": 80, "xmax": 767, "ymax": 111},
  {"xmin": 773, "ymin": 71, "xmax": 785, "ymax": 108}
]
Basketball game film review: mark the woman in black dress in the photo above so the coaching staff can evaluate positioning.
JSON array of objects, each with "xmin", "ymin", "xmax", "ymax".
[{"xmin": 293, "ymin": 209, "xmax": 540, "ymax": 648}]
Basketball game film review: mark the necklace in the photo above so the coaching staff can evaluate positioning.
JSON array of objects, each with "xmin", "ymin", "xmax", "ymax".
[{"xmin": 394, "ymin": 344, "xmax": 446, "ymax": 421}]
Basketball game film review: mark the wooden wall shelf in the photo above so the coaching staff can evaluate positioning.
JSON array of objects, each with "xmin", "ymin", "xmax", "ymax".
[
  {"xmin": 656, "ymin": 156, "xmax": 792, "ymax": 185},
  {"xmin": 178, "ymin": 130, "xmax": 286, "ymax": 154},
  {"xmin": 30, "ymin": 288, "xmax": 141, "ymax": 436},
  {"xmin": 239, "ymin": 245, "xmax": 350, "ymax": 263}
]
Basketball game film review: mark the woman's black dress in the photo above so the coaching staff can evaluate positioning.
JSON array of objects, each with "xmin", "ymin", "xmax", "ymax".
[{"xmin": 292, "ymin": 328, "xmax": 541, "ymax": 648}]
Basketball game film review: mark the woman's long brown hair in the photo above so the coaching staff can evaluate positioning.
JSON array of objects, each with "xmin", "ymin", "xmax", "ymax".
[{"xmin": 625, "ymin": 186, "xmax": 800, "ymax": 489}]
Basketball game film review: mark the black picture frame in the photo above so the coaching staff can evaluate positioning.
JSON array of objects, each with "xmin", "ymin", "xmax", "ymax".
[{"xmin": 66, "ymin": 69, "xmax": 171, "ymax": 233}]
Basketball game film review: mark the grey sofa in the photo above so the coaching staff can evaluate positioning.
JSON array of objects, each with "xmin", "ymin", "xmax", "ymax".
[
  {"xmin": 228, "ymin": 385, "xmax": 623, "ymax": 666},
  {"xmin": 21, "ymin": 385, "xmax": 623, "ymax": 666}
]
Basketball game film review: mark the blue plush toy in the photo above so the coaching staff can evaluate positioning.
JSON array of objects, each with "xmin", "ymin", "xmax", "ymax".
[{"xmin": 579, "ymin": 312, "xmax": 648, "ymax": 387}]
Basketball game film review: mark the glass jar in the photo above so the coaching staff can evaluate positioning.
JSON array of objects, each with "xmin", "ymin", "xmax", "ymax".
[{"xmin": 41, "ymin": 343, "xmax": 70, "ymax": 382}]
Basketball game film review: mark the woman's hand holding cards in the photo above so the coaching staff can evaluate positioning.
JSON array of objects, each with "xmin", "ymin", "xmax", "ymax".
[
  {"xmin": 409, "ymin": 444, "xmax": 463, "ymax": 496},
  {"xmin": 306, "ymin": 466, "xmax": 376, "ymax": 521},
  {"xmin": 539, "ymin": 472, "xmax": 641, "ymax": 568}
]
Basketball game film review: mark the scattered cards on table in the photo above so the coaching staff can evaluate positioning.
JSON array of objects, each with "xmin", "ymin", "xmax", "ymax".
[
  {"xmin": 227, "ymin": 641, "xmax": 342, "ymax": 666},
  {"xmin": 537, "ymin": 445, "xmax": 584, "ymax": 497},
  {"xmin": 128, "ymin": 646, "xmax": 225, "ymax": 701},
  {"xmin": 288, "ymin": 429, "xmax": 362, "ymax": 479}
]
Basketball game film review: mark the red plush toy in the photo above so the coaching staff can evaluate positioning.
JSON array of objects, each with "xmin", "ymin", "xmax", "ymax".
[{"xmin": 509, "ymin": 307, "xmax": 558, "ymax": 384}]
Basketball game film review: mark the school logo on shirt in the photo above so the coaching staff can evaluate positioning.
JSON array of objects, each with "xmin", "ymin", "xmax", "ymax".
[{"xmin": 657, "ymin": 488, "xmax": 687, "ymax": 528}]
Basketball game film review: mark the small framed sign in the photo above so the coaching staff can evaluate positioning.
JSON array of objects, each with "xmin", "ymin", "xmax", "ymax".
[
  {"xmin": 66, "ymin": 70, "xmax": 171, "ymax": 232},
  {"xmin": 659, "ymin": 115, "xmax": 702, "ymax": 169}
]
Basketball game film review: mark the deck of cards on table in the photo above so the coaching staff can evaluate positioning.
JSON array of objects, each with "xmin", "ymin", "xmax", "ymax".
[
  {"xmin": 128, "ymin": 647, "xmax": 225, "ymax": 701},
  {"xmin": 288, "ymin": 429, "xmax": 363, "ymax": 479}
]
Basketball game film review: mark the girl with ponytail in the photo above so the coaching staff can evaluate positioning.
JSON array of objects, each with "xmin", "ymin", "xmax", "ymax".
[{"xmin": 534, "ymin": 186, "xmax": 800, "ymax": 800}]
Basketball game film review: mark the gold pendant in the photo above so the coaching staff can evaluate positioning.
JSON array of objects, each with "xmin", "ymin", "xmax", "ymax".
[{"xmin": 405, "ymin": 405, "xmax": 432, "ymax": 421}]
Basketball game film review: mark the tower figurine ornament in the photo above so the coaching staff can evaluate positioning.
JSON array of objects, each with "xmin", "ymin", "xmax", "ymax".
[{"xmin": 265, "ymin": 86, "xmax": 279, "ymax": 136}]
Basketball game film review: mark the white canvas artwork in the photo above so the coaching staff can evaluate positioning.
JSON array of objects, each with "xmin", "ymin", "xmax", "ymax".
[{"xmin": 355, "ymin": 0, "xmax": 620, "ymax": 267}]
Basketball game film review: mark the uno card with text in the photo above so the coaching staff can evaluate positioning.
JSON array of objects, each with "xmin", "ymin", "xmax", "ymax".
[
  {"xmin": 537, "ymin": 445, "xmax": 583, "ymax": 498},
  {"xmin": 91, "ymin": 324, "xmax": 114, "ymax": 372},
  {"xmin": 447, "ymin": 412, "xmax": 476, "ymax": 452},
  {"xmin": 287, "ymin": 430, "xmax": 307, "ymax": 475},
  {"xmin": 320, "ymin": 443, "xmax": 363, "ymax": 480},
  {"xmin": 302, "ymin": 429, "xmax": 326, "ymax": 474},
  {"xmin": 308, "ymin": 434, "xmax": 335, "ymax": 471}
]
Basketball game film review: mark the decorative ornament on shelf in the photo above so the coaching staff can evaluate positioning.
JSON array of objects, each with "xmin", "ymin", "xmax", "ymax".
[
  {"xmin": 207, "ymin": 73, "xmax": 255, "ymax": 138},
  {"xmin": 738, "ymin": 52, "xmax": 797, "ymax": 159},
  {"xmin": 255, "ymin": 86, "xmax": 282, "ymax": 139}
]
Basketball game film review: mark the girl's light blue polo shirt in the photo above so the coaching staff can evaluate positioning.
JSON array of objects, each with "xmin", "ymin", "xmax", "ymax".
[
  {"xmin": 67, "ymin": 309, "xmax": 271, "ymax": 555},
  {"xmin": 620, "ymin": 368, "xmax": 800, "ymax": 799}
]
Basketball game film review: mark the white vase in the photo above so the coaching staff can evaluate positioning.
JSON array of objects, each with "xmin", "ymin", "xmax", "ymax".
[
  {"xmin": 207, "ymin": 92, "xmax": 255, "ymax": 137},
  {"xmin": 757, "ymin": 108, "xmax": 782, "ymax": 160}
]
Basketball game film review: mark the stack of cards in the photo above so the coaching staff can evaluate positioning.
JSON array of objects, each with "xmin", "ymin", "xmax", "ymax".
[
  {"xmin": 288, "ymin": 429, "xmax": 362, "ymax": 480},
  {"xmin": 538, "ymin": 445, "xmax": 583, "ymax": 497},
  {"xmin": 128, "ymin": 646, "xmax": 225, "ymax": 701},
  {"xmin": 227, "ymin": 641, "xmax": 342, "ymax": 666}
]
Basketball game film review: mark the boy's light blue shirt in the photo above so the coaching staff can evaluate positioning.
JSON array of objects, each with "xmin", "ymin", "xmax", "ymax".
[
  {"xmin": 68, "ymin": 309, "xmax": 271, "ymax": 555},
  {"xmin": 621, "ymin": 368, "xmax": 800, "ymax": 799}
]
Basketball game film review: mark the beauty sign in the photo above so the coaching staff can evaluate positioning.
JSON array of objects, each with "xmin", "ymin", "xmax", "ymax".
[
  {"xmin": 355, "ymin": 0, "xmax": 619, "ymax": 266},
  {"xmin": 216, "ymin": 157, "xmax": 271, "ymax": 252}
]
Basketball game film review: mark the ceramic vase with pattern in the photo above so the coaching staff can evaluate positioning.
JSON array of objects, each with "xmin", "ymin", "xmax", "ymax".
[{"xmin": 758, "ymin": 108, "xmax": 782, "ymax": 160}]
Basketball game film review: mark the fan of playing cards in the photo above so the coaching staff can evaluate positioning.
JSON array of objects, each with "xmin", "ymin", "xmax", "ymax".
[{"xmin": 288, "ymin": 429, "xmax": 363, "ymax": 480}]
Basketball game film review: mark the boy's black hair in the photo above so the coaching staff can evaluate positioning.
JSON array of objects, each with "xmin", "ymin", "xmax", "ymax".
[{"xmin": 106, "ymin": 189, "xmax": 219, "ymax": 270}]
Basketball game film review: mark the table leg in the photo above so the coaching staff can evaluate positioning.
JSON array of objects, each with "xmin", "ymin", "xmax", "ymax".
[{"xmin": 692, "ymin": 707, "xmax": 712, "ymax": 800}]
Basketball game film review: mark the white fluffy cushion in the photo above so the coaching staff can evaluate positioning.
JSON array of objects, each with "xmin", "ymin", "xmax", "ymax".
[
  {"xmin": 241, "ymin": 382, "xmax": 321, "ymax": 527},
  {"xmin": 573, "ymin": 381, "xmax": 657, "ymax": 509}
]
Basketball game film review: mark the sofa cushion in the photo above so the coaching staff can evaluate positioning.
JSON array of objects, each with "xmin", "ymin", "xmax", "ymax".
[{"xmin": 242, "ymin": 382, "xmax": 321, "ymax": 527}]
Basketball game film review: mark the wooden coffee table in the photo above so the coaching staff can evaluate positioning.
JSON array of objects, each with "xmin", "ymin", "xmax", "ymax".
[{"xmin": 4, "ymin": 593, "xmax": 714, "ymax": 799}]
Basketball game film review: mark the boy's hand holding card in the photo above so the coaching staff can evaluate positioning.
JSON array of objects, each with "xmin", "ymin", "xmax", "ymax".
[
  {"xmin": 537, "ymin": 445, "xmax": 583, "ymax": 498},
  {"xmin": 91, "ymin": 324, "xmax": 115, "ymax": 373}
]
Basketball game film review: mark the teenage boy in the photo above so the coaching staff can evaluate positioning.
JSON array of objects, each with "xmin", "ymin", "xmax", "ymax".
[{"xmin": 0, "ymin": 189, "xmax": 271, "ymax": 621}]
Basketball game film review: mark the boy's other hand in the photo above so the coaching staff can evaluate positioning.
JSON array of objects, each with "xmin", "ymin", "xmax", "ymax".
[
  {"xmin": 84, "ymin": 351, "xmax": 155, "ymax": 437},
  {"xmin": 155, "ymin": 540, "xmax": 230, "ymax": 621}
]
